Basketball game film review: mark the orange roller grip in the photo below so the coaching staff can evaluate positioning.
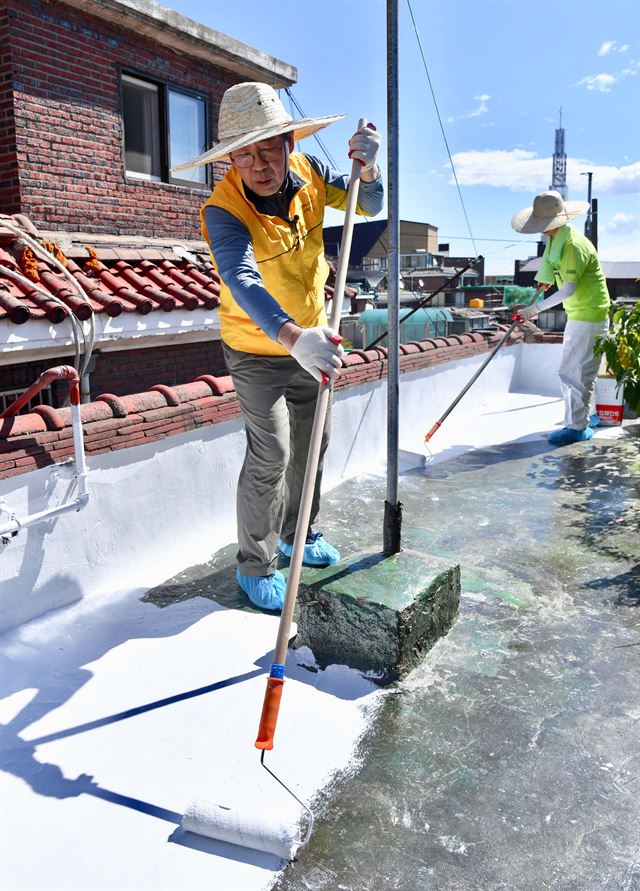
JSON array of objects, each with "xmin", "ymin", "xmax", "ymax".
[
  {"xmin": 255, "ymin": 676, "xmax": 285, "ymax": 750},
  {"xmin": 424, "ymin": 421, "xmax": 441, "ymax": 443}
]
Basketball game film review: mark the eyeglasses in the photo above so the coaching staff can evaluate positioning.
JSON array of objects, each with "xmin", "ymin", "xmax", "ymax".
[{"xmin": 230, "ymin": 140, "xmax": 286, "ymax": 169}]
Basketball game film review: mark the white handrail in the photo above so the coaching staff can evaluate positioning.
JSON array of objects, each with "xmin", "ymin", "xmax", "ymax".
[{"xmin": 0, "ymin": 366, "xmax": 89, "ymax": 544}]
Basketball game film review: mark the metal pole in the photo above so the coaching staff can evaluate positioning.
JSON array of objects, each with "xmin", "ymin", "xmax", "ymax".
[
  {"xmin": 384, "ymin": 0, "xmax": 402, "ymax": 556},
  {"xmin": 582, "ymin": 171, "xmax": 593, "ymax": 243},
  {"xmin": 591, "ymin": 197, "xmax": 598, "ymax": 252}
]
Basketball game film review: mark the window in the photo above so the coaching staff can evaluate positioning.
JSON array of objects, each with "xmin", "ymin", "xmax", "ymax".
[
  {"xmin": 1, "ymin": 385, "xmax": 54, "ymax": 416},
  {"xmin": 167, "ymin": 90, "xmax": 207, "ymax": 185},
  {"xmin": 121, "ymin": 73, "xmax": 208, "ymax": 188}
]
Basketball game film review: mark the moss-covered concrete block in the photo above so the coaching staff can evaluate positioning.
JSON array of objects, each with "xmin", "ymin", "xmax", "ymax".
[{"xmin": 294, "ymin": 549, "xmax": 460, "ymax": 683}]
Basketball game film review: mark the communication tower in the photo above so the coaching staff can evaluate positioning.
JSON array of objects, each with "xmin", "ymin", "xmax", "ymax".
[{"xmin": 549, "ymin": 108, "xmax": 567, "ymax": 199}]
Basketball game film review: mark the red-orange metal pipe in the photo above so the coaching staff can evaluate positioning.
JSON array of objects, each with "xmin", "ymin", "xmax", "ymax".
[{"xmin": 0, "ymin": 365, "xmax": 79, "ymax": 419}]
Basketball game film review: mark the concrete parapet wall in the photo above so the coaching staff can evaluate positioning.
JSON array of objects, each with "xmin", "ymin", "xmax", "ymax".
[
  {"xmin": 0, "ymin": 332, "xmax": 509, "ymax": 482},
  {"xmin": 0, "ymin": 332, "xmax": 558, "ymax": 633}
]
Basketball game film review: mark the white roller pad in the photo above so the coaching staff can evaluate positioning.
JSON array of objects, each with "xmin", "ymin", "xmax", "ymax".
[{"xmin": 182, "ymin": 798, "xmax": 303, "ymax": 861}]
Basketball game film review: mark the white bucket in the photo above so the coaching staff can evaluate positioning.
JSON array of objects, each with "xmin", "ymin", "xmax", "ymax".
[{"xmin": 595, "ymin": 375, "xmax": 625, "ymax": 426}]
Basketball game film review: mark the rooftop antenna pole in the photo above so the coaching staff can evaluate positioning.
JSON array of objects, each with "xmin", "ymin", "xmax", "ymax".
[
  {"xmin": 581, "ymin": 171, "xmax": 594, "ymax": 244},
  {"xmin": 384, "ymin": 0, "xmax": 402, "ymax": 555}
]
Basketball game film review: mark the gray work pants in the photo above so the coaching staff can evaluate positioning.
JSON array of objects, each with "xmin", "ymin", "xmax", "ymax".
[
  {"xmin": 559, "ymin": 319, "xmax": 608, "ymax": 429},
  {"xmin": 223, "ymin": 343, "xmax": 331, "ymax": 576}
]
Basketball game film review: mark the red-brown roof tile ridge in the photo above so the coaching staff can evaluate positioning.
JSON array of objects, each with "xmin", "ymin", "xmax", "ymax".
[
  {"xmin": 342, "ymin": 351, "xmax": 366, "ymax": 367},
  {"xmin": 137, "ymin": 261, "xmax": 201, "ymax": 311},
  {"xmin": 149, "ymin": 384, "xmax": 181, "ymax": 406},
  {"xmin": 36, "ymin": 262, "xmax": 94, "ymax": 321},
  {"xmin": 0, "ymin": 374, "xmax": 237, "ymax": 441},
  {"xmin": 412, "ymin": 339, "xmax": 436, "ymax": 351},
  {"xmin": 5, "ymin": 268, "xmax": 70, "ymax": 323},
  {"xmin": 157, "ymin": 260, "xmax": 220, "ymax": 309},
  {"xmin": 63, "ymin": 258, "xmax": 123, "ymax": 317},
  {"xmin": 344, "ymin": 348, "xmax": 380, "ymax": 364},
  {"xmin": 112, "ymin": 261, "xmax": 177, "ymax": 312},
  {"xmin": 92, "ymin": 264, "xmax": 154, "ymax": 315},
  {"xmin": 174, "ymin": 259, "xmax": 221, "ymax": 293},
  {"xmin": 195, "ymin": 374, "xmax": 235, "ymax": 396},
  {"xmin": 399, "ymin": 342, "xmax": 422, "ymax": 354},
  {"xmin": 0, "ymin": 285, "xmax": 31, "ymax": 324}
]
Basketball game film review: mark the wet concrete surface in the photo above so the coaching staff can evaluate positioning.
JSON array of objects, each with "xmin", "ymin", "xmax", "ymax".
[{"xmin": 272, "ymin": 422, "xmax": 640, "ymax": 891}]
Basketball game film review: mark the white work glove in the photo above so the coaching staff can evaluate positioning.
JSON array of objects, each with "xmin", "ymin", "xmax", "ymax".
[
  {"xmin": 513, "ymin": 302, "xmax": 538, "ymax": 322},
  {"xmin": 348, "ymin": 124, "xmax": 381, "ymax": 173},
  {"xmin": 290, "ymin": 326, "xmax": 345, "ymax": 383}
]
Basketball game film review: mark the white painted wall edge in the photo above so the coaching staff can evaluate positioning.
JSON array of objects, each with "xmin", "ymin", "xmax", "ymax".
[
  {"xmin": 0, "ymin": 342, "xmax": 562, "ymax": 633},
  {"xmin": 0, "ymin": 310, "xmax": 221, "ymax": 364}
]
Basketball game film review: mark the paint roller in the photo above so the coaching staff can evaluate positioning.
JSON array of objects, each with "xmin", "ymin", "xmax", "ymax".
[
  {"xmin": 181, "ymin": 796, "xmax": 308, "ymax": 860},
  {"xmin": 180, "ymin": 124, "xmax": 366, "ymax": 860},
  {"xmin": 424, "ymin": 284, "xmax": 549, "ymax": 445}
]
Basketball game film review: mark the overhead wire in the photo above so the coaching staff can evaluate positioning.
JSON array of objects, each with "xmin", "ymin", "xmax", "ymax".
[
  {"xmin": 284, "ymin": 87, "xmax": 403, "ymax": 280},
  {"xmin": 284, "ymin": 61, "xmax": 490, "ymax": 295},
  {"xmin": 405, "ymin": 0, "xmax": 479, "ymax": 259},
  {"xmin": 284, "ymin": 88, "xmax": 338, "ymax": 169}
]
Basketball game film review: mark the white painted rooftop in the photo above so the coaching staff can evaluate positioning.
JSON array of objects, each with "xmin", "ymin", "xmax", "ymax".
[{"xmin": 0, "ymin": 342, "xmax": 631, "ymax": 890}]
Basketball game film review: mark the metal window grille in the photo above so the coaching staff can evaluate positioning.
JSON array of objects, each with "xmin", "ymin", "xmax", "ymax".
[{"xmin": 0, "ymin": 385, "xmax": 54, "ymax": 416}]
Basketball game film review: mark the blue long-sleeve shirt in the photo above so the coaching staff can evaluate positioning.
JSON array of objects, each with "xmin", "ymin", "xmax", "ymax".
[{"xmin": 204, "ymin": 153, "xmax": 384, "ymax": 341}]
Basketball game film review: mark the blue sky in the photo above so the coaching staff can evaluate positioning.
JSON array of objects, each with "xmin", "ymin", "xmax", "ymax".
[{"xmin": 163, "ymin": 0, "xmax": 639, "ymax": 276}]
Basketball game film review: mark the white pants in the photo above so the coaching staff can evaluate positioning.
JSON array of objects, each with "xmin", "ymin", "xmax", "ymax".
[{"xmin": 559, "ymin": 319, "xmax": 608, "ymax": 429}]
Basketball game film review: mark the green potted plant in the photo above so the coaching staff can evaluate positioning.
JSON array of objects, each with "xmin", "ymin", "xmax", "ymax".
[{"xmin": 594, "ymin": 301, "xmax": 640, "ymax": 416}]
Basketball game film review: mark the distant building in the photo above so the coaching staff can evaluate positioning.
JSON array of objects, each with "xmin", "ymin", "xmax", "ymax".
[
  {"xmin": 323, "ymin": 219, "xmax": 439, "ymax": 270},
  {"xmin": 485, "ymin": 274, "xmax": 515, "ymax": 287},
  {"xmin": 323, "ymin": 219, "xmax": 484, "ymax": 294},
  {"xmin": 0, "ymin": 0, "xmax": 296, "ymax": 410}
]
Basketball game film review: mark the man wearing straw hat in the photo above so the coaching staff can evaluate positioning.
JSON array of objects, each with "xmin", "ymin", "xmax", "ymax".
[
  {"xmin": 173, "ymin": 82, "xmax": 382, "ymax": 610},
  {"xmin": 511, "ymin": 190, "xmax": 610, "ymax": 446}
]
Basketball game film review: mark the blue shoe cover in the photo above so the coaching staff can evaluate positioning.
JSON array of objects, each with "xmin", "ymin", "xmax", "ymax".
[
  {"xmin": 278, "ymin": 531, "xmax": 340, "ymax": 567},
  {"xmin": 588, "ymin": 413, "xmax": 600, "ymax": 428},
  {"xmin": 235, "ymin": 567, "xmax": 285, "ymax": 611},
  {"xmin": 548, "ymin": 426, "xmax": 594, "ymax": 446}
]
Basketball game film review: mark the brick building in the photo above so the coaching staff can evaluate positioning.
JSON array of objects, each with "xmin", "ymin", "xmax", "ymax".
[{"xmin": 0, "ymin": 0, "xmax": 296, "ymax": 409}]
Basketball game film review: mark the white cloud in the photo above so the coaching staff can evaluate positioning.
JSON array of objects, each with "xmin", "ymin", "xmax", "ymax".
[
  {"xmin": 603, "ymin": 212, "xmax": 640, "ymax": 235},
  {"xmin": 469, "ymin": 94, "xmax": 490, "ymax": 118},
  {"xmin": 598, "ymin": 40, "xmax": 616, "ymax": 56},
  {"xmin": 568, "ymin": 160, "xmax": 640, "ymax": 195},
  {"xmin": 446, "ymin": 149, "xmax": 640, "ymax": 196},
  {"xmin": 597, "ymin": 39, "xmax": 631, "ymax": 56},
  {"xmin": 576, "ymin": 73, "xmax": 617, "ymax": 92},
  {"xmin": 447, "ymin": 94, "xmax": 491, "ymax": 123},
  {"xmin": 576, "ymin": 60, "xmax": 639, "ymax": 92},
  {"xmin": 621, "ymin": 61, "xmax": 640, "ymax": 76},
  {"xmin": 447, "ymin": 149, "xmax": 547, "ymax": 190}
]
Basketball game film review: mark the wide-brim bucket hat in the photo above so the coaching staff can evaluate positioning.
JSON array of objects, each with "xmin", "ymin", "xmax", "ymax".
[
  {"xmin": 511, "ymin": 190, "xmax": 590, "ymax": 234},
  {"xmin": 171, "ymin": 82, "xmax": 344, "ymax": 172}
]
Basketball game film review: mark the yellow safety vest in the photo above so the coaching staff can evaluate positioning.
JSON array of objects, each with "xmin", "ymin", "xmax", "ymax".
[{"xmin": 201, "ymin": 153, "xmax": 330, "ymax": 355}]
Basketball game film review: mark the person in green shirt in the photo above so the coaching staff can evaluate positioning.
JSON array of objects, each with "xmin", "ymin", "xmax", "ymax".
[{"xmin": 512, "ymin": 190, "xmax": 610, "ymax": 446}]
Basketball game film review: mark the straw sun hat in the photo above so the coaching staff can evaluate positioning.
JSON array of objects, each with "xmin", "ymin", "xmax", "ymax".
[
  {"xmin": 511, "ymin": 190, "xmax": 590, "ymax": 234},
  {"xmin": 171, "ymin": 82, "xmax": 344, "ymax": 172}
]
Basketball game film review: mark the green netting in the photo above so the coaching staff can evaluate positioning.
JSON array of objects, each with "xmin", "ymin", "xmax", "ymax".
[
  {"xmin": 358, "ymin": 307, "xmax": 453, "ymax": 345},
  {"xmin": 503, "ymin": 285, "xmax": 538, "ymax": 306}
]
